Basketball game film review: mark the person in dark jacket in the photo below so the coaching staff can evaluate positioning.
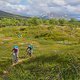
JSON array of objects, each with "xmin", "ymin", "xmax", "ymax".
[{"xmin": 26, "ymin": 44, "xmax": 33, "ymax": 57}]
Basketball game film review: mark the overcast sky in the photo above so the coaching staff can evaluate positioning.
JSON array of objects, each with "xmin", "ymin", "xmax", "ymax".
[{"xmin": 0, "ymin": 0, "xmax": 80, "ymax": 17}]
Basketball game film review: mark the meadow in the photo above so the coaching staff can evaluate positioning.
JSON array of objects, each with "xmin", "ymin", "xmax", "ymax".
[{"xmin": 0, "ymin": 25, "xmax": 80, "ymax": 80}]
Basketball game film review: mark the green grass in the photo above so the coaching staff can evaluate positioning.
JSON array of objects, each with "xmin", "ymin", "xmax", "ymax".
[{"xmin": 0, "ymin": 26, "xmax": 80, "ymax": 80}]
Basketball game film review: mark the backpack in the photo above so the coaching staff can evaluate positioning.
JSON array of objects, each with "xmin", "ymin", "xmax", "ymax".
[{"xmin": 28, "ymin": 45, "xmax": 33, "ymax": 50}]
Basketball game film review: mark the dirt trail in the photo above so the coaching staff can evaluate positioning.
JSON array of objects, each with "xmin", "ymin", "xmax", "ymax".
[
  {"xmin": 2, "ymin": 58, "xmax": 29, "ymax": 79},
  {"xmin": 2, "ymin": 54, "xmax": 35, "ymax": 80},
  {"xmin": 11, "ymin": 58, "xmax": 29, "ymax": 67}
]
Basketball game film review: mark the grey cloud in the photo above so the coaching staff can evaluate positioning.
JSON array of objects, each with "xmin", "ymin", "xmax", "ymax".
[
  {"xmin": 0, "ymin": 0, "xmax": 21, "ymax": 4},
  {"xmin": 66, "ymin": 0, "xmax": 80, "ymax": 6},
  {"xmin": 0, "ymin": 0, "xmax": 80, "ymax": 17}
]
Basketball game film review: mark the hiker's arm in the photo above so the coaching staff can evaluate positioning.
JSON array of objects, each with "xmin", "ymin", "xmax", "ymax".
[
  {"xmin": 12, "ymin": 49, "xmax": 13, "ymax": 52},
  {"xmin": 12, "ymin": 48, "xmax": 14, "ymax": 53},
  {"xmin": 26, "ymin": 47, "xmax": 28, "ymax": 52}
]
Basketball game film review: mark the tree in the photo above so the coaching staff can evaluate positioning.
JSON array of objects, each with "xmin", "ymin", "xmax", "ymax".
[{"xmin": 58, "ymin": 18, "xmax": 68, "ymax": 26}]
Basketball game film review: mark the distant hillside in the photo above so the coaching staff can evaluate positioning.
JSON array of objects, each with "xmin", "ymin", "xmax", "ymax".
[
  {"xmin": 0, "ymin": 10, "xmax": 79, "ymax": 20},
  {"xmin": 0, "ymin": 10, "xmax": 28, "ymax": 18}
]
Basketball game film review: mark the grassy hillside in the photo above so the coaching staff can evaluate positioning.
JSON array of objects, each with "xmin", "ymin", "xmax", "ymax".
[
  {"xmin": 0, "ymin": 10, "xmax": 27, "ymax": 18},
  {"xmin": 0, "ymin": 25, "xmax": 80, "ymax": 80}
]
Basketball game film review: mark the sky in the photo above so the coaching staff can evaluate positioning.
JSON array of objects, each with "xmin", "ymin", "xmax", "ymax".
[{"xmin": 0, "ymin": 0, "xmax": 80, "ymax": 18}]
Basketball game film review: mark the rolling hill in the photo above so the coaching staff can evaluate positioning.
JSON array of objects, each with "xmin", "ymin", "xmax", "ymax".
[
  {"xmin": 0, "ymin": 10, "xmax": 28, "ymax": 18},
  {"xmin": 0, "ymin": 26, "xmax": 80, "ymax": 80}
]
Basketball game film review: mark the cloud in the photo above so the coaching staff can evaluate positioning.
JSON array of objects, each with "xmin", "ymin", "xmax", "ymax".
[
  {"xmin": 6, "ymin": 3, "xmax": 27, "ymax": 12},
  {"xmin": 66, "ymin": 5, "xmax": 76, "ymax": 12},
  {"xmin": 0, "ymin": 0, "xmax": 21, "ymax": 4},
  {"xmin": 65, "ymin": 4, "xmax": 80, "ymax": 14},
  {"xmin": 74, "ymin": 5, "xmax": 80, "ymax": 13},
  {"xmin": 66, "ymin": 0, "xmax": 80, "ymax": 6},
  {"xmin": 0, "ymin": 0, "xmax": 80, "ymax": 17},
  {"xmin": 52, "ymin": 0, "xmax": 67, "ymax": 6},
  {"xmin": 0, "ymin": 0, "xmax": 28, "ymax": 14}
]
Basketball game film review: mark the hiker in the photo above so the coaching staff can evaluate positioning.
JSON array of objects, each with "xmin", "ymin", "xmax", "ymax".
[
  {"xmin": 12, "ymin": 46, "xmax": 19, "ymax": 63},
  {"xmin": 26, "ymin": 44, "xmax": 33, "ymax": 57}
]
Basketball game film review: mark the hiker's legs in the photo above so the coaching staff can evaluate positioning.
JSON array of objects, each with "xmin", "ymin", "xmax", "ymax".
[
  {"xmin": 12, "ymin": 53, "xmax": 16, "ymax": 64},
  {"xmin": 29, "ymin": 53, "xmax": 31, "ymax": 57},
  {"xmin": 27, "ymin": 50, "xmax": 32, "ymax": 57},
  {"xmin": 29, "ymin": 50, "xmax": 32, "ymax": 57},
  {"xmin": 15, "ymin": 53, "xmax": 18, "ymax": 63}
]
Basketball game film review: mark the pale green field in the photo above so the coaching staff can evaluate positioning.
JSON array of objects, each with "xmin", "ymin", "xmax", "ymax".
[{"xmin": 0, "ymin": 26, "xmax": 80, "ymax": 80}]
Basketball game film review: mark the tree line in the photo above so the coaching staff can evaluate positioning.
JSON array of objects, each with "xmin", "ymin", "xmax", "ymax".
[{"xmin": 0, "ymin": 17, "xmax": 80, "ymax": 27}]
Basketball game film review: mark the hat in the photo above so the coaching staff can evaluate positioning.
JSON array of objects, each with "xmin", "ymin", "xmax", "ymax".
[{"xmin": 13, "ymin": 45, "xmax": 18, "ymax": 48}]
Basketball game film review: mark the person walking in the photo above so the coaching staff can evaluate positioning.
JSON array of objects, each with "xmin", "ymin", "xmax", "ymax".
[
  {"xmin": 12, "ymin": 45, "xmax": 19, "ymax": 64},
  {"xmin": 26, "ymin": 44, "xmax": 33, "ymax": 57}
]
